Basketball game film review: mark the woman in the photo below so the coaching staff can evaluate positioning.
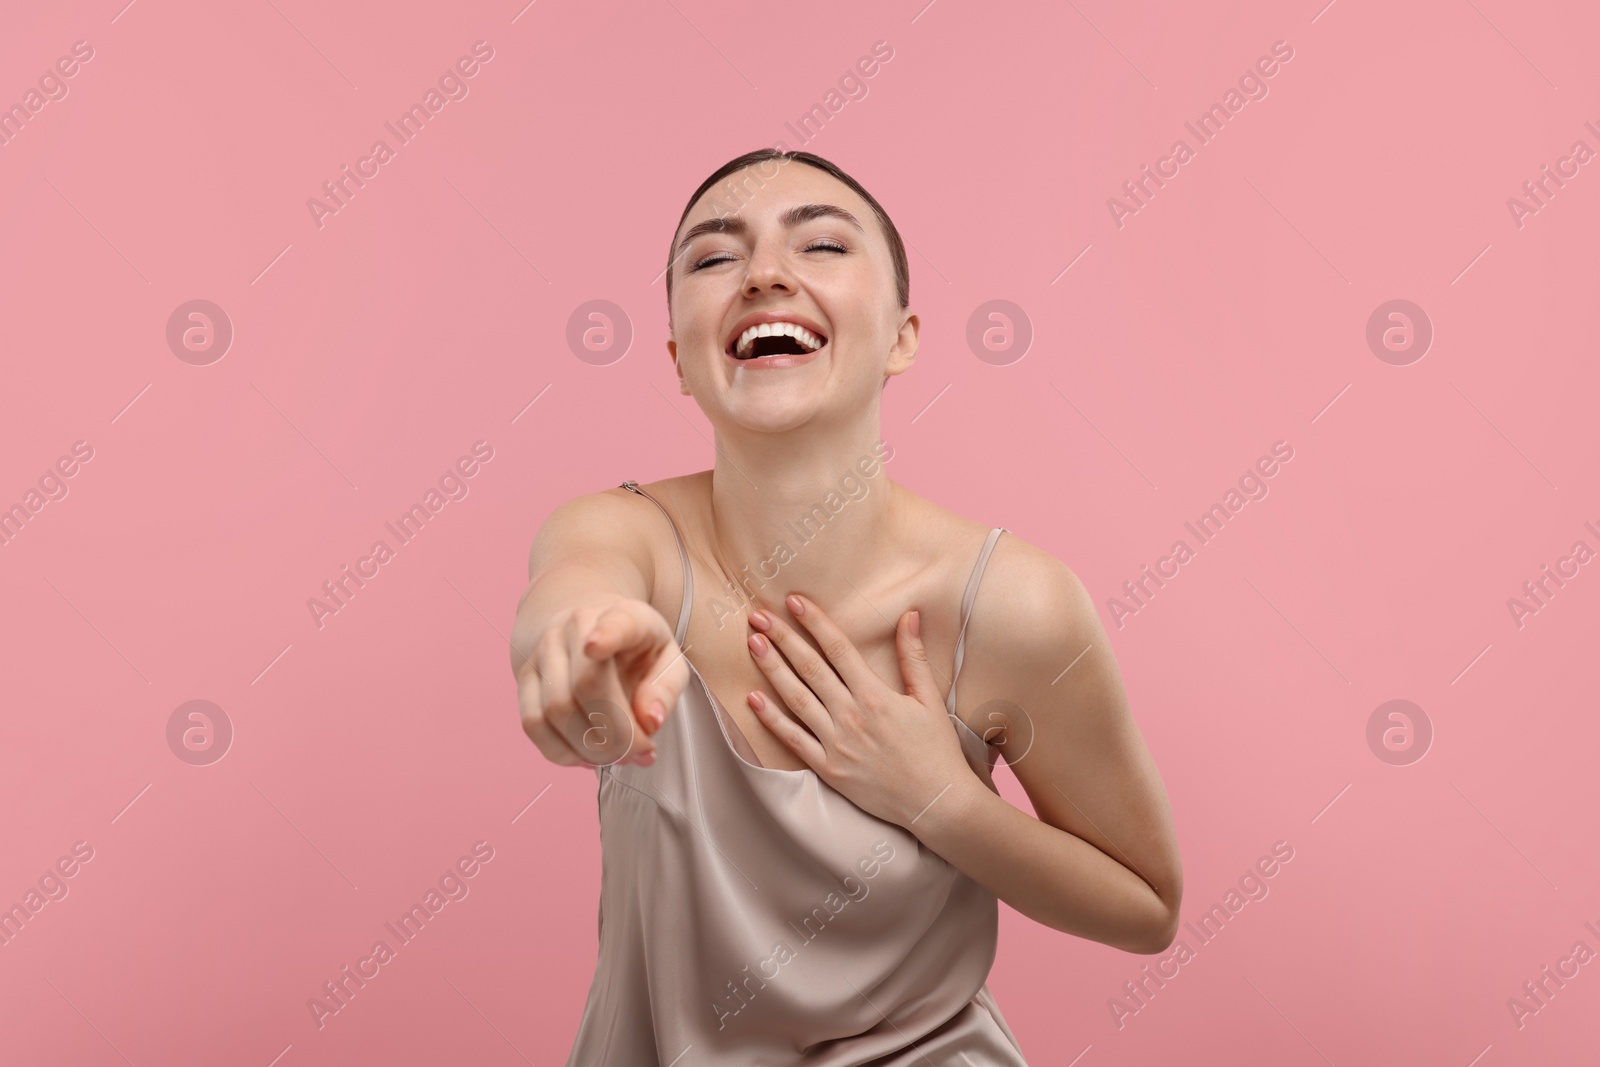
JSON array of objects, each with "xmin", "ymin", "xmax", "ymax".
[{"xmin": 512, "ymin": 148, "xmax": 1183, "ymax": 1064}]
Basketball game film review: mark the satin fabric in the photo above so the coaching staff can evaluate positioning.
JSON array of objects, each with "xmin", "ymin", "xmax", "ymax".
[{"xmin": 562, "ymin": 482, "xmax": 1029, "ymax": 1065}]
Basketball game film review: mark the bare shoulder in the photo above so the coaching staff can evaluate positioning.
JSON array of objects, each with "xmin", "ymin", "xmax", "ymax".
[
  {"xmin": 893, "ymin": 482, "xmax": 1088, "ymax": 631},
  {"xmin": 953, "ymin": 526, "xmax": 1106, "ymax": 721},
  {"xmin": 543, "ymin": 471, "xmax": 712, "ymax": 622},
  {"xmin": 529, "ymin": 482, "xmax": 645, "ymax": 565},
  {"xmin": 527, "ymin": 475, "xmax": 701, "ymax": 597},
  {"xmin": 607, "ymin": 472, "xmax": 711, "ymax": 557},
  {"xmin": 978, "ymin": 530, "xmax": 1096, "ymax": 646}
]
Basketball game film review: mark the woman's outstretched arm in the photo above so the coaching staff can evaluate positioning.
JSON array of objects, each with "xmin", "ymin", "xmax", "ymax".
[{"xmin": 910, "ymin": 542, "xmax": 1183, "ymax": 955}]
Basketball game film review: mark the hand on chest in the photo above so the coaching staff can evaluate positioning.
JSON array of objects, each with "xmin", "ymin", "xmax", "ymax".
[{"xmin": 691, "ymin": 607, "xmax": 958, "ymax": 772}]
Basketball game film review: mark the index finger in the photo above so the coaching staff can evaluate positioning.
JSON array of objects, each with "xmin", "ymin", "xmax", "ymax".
[
  {"xmin": 781, "ymin": 593, "xmax": 880, "ymax": 696},
  {"xmin": 584, "ymin": 602, "xmax": 687, "ymax": 733}
]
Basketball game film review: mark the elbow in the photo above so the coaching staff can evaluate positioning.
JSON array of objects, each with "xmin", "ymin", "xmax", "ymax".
[
  {"xmin": 1136, "ymin": 910, "xmax": 1180, "ymax": 955},
  {"xmin": 1119, "ymin": 909, "xmax": 1178, "ymax": 955},
  {"xmin": 1132, "ymin": 881, "xmax": 1183, "ymax": 955}
]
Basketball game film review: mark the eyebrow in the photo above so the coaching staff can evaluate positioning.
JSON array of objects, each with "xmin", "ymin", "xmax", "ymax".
[{"xmin": 674, "ymin": 203, "xmax": 866, "ymax": 262}]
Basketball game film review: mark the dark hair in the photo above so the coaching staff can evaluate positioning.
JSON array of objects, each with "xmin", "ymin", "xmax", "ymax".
[{"xmin": 665, "ymin": 148, "xmax": 911, "ymax": 313}]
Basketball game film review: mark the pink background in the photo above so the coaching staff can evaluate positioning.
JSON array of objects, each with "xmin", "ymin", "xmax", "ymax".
[{"xmin": 2, "ymin": 0, "xmax": 1597, "ymax": 1063}]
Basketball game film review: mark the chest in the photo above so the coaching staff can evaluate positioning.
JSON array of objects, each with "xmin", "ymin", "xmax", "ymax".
[
  {"xmin": 686, "ymin": 618, "xmax": 896, "ymax": 771},
  {"xmin": 680, "ymin": 595, "xmax": 988, "ymax": 772},
  {"xmin": 633, "ymin": 493, "xmax": 996, "ymax": 769}
]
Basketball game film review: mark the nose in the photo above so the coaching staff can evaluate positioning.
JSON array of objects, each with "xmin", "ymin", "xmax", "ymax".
[{"xmin": 742, "ymin": 240, "xmax": 795, "ymax": 296}]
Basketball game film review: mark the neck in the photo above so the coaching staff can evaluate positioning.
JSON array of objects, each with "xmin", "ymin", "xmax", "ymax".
[{"xmin": 701, "ymin": 422, "xmax": 899, "ymax": 632}]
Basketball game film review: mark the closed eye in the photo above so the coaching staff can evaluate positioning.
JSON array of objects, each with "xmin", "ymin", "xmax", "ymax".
[{"xmin": 688, "ymin": 240, "xmax": 849, "ymax": 272}]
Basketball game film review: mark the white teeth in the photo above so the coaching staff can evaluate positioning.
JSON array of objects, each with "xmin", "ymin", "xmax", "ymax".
[{"xmin": 733, "ymin": 321, "xmax": 825, "ymax": 358}]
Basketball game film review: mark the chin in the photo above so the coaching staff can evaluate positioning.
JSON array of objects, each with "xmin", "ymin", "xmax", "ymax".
[{"xmin": 728, "ymin": 407, "xmax": 816, "ymax": 435}]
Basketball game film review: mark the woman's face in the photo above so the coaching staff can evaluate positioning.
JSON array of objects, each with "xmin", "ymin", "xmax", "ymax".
[{"xmin": 666, "ymin": 162, "xmax": 918, "ymax": 434}]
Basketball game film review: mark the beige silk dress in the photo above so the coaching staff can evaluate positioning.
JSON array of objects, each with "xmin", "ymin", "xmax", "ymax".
[{"xmin": 562, "ymin": 480, "xmax": 1030, "ymax": 1065}]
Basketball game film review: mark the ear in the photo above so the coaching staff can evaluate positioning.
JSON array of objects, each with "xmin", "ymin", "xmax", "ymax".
[
  {"xmin": 884, "ymin": 311, "xmax": 919, "ymax": 379},
  {"xmin": 667, "ymin": 337, "xmax": 691, "ymax": 395}
]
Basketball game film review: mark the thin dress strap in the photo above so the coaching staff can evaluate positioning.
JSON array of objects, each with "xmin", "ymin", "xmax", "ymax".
[
  {"xmin": 619, "ymin": 481, "xmax": 692, "ymax": 647},
  {"xmin": 946, "ymin": 527, "xmax": 1006, "ymax": 715}
]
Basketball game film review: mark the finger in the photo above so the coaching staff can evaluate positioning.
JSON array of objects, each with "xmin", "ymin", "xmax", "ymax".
[
  {"xmin": 518, "ymin": 670, "xmax": 585, "ymax": 766},
  {"xmin": 565, "ymin": 619, "xmax": 652, "ymax": 765},
  {"xmin": 579, "ymin": 606, "xmax": 675, "ymax": 751},
  {"xmin": 536, "ymin": 626, "xmax": 578, "ymax": 748},
  {"xmin": 781, "ymin": 594, "xmax": 879, "ymax": 697},
  {"xmin": 583, "ymin": 606, "xmax": 672, "ymax": 741},
  {"xmin": 894, "ymin": 609, "xmax": 941, "ymax": 706},
  {"xmin": 582, "ymin": 603, "xmax": 651, "ymax": 661},
  {"xmin": 579, "ymin": 610, "xmax": 618, "ymax": 659},
  {"xmin": 752, "ymin": 606, "xmax": 852, "ymax": 710},
  {"xmin": 541, "ymin": 622, "xmax": 647, "ymax": 767},
  {"xmin": 746, "ymin": 629, "xmax": 837, "ymax": 744},
  {"xmin": 632, "ymin": 636, "xmax": 689, "ymax": 734},
  {"xmin": 747, "ymin": 690, "xmax": 827, "ymax": 769},
  {"xmin": 577, "ymin": 681, "xmax": 649, "ymax": 767}
]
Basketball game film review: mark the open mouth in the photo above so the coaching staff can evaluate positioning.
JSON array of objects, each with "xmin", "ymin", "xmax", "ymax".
[{"xmin": 727, "ymin": 322, "xmax": 828, "ymax": 361}]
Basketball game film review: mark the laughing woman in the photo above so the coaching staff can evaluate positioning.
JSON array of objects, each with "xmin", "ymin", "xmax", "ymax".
[{"xmin": 511, "ymin": 148, "xmax": 1182, "ymax": 1065}]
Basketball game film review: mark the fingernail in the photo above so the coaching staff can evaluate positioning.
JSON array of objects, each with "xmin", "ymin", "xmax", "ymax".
[
  {"xmin": 748, "ymin": 633, "xmax": 768, "ymax": 656},
  {"xmin": 786, "ymin": 594, "xmax": 805, "ymax": 615},
  {"xmin": 637, "ymin": 751, "xmax": 656, "ymax": 766},
  {"xmin": 647, "ymin": 700, "xmax": 665, "ymax": 731},
  {"xmin": 748, "ymin": 610, "xmax": 771, "ymax": 631},
  {"xmin": 909, "ymin": 609, "xmax": 921, "ymax": 638}
]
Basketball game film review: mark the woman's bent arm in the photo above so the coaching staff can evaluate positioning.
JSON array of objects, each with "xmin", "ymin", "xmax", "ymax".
[
  {"xmin": 911, "ymin": 543, "xmax": 1183, "ymax": 954},
  {"xmin": 912, "ymin": 770, "xmax": 1178, "ymax": 953}
]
